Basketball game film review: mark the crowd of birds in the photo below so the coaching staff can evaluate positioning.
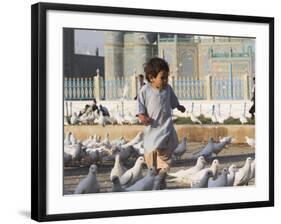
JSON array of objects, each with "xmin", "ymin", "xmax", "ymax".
[
  {"xmin": 64, "ymin": 131, "xmax": 256, "ymax": 194},
  {"xmin": 64, "ymin": 101, "xmax": 253, "ymax": 126}
]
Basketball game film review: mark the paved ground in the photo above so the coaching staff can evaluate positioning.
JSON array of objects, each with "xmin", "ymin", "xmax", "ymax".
[{"xmin": 63, "ymin": 142, "xmax": 255, "ymax": 194}]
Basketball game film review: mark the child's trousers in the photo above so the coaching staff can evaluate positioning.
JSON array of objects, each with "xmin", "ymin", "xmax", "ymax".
[{"xmin": 144, "ymin": 148, "xmax": 172, "ymax": 172}]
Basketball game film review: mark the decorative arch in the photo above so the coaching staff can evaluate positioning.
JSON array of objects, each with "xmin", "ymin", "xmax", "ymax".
[{"xmin": 179, "ymin": 49, "xmax": 195, "ymax": 77}]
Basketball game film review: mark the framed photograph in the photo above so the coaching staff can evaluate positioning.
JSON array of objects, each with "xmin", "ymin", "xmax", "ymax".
[{"xmin": 31, "ymin": 2, "xmax": 274, "ymax": 222}]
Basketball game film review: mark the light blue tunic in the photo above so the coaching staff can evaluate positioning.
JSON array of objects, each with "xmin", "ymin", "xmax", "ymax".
[{"xmin": 136, "ymin": 83, "xmax": 180, "ymax": 153}]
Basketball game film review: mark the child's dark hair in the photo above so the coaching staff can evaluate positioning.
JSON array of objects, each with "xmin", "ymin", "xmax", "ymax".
[
  {"xmin": 144, "ymin": 57, "xmax": 169, "ymax": 82},
  {"xmin": 138, "ymin": 74, "xmax": 144, "ymax": 79}
]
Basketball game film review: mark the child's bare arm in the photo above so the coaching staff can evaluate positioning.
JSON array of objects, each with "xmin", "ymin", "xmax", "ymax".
[{"xmin": 138, "ymin": 114, "xmax": 151, "ymax": 126}]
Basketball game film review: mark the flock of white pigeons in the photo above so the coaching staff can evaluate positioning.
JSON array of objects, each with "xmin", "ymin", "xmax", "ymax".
[
  {"xmin": 64, "ymin": 104, "xmax": 140, "ymax": 126},
  {"xmin": 65, "ymin": 102, "xmax": 252, "ymax": 126},
  {"xmin": 64, "ymin": 131, "xmax": 256, "ymax": 194}
]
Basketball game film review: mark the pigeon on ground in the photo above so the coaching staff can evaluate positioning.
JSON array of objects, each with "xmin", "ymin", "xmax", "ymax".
[
  {"xmin": 217, "ymin": 114, "xmax": 225, "ymax": 124},
  {"xmin": 245, "ymin": 136, "xmax": 255, "ymax": 148},
  {"xmin": 208, "ymin": 167, "xmax": 229, "ymax": 187},
  {"xmin": 111, "ymin": 176, "xmax": 125, "ymax": 192},
  {"xmin": 234, "ymin": 157, "xmax": 252, "ymax": 186},
  {"xmin": 193, "ymin": 159, "xmax": 220, "ymax": 180},
  {"xmin": 212, "ymin": 141, "xmax": 228, "ymax": 156},
  {"xmin": 64, "ymin": 142, "xmax": 84, "ymax": 163},
  {"xmin": 132, "ymin": 141, "xmax": 145, "ymax": 156},
  {"xmin": 82, "ymin": 135, "xmax": 94, "ymax": 146},
  {"xmin": 119, "ymin": 146, "xmax": 136, "ymax": 162},
  {"xmin": 126, "ymin": 167, "xmax": 156, "ymax": 191},
  {"xmin": 191, "ymin": 170, "xmax": 213, "ymax": 188},
  {"xmin": 98, "ymin": 112, "xmax": 107, "ymax": 127},
  {"xmin": 102, "ymin": 133, "xmax": 111, "ymax": 148},
  {"xmin": 249, "ymin": 160, "xmax": 255, "ymax": 180},
  {"xmin": 110, "ymin": 154, "xmax": 127, "ymax": 181},
  {"xmin": 88, "ymin": 150, "xmax": 102, "ymax": 164},
  {"xmin": 111, "ymin": 136, "xmax": 127, "ymax": 147},
  {"xmin": 193, "ymin": 138, "xmax": 216, "ymax": 158},
  {"xmin": 119, "ymin": 156, "xmax": 145, "ymax": 187},
  {"xmin": 125, "ymin": 112, "xmax": 139, "ymax": 125},
  {"xmin": 69, "ymin": 132, "xmax": 77, "ymax": 145},
  {"xmin": 168, "ymin": 156, "xmax": 206, "ymax": 178},
  {"xmin": 70, "ymin": 112, "xmax": 80, "ymax": 125},
  {"xmin": 74, "ymin": 164, "xmax": 100, "ymax": 194},
  {"xmin": 219, "ymin": 136, "xmax": 233, "ymax": 144},
  {"xmin": 188, "ymin": 112, "xmax": 202, "ymax": 124},
  {"xmin": 173, "ymin": 137, "xmax": 187, "ymax": 160},
  {"xmin": 227, "ymin": 164, "xmax": 238, "ymax": 186},
  {"xmin": 240, "ymin": 114, "xmax": 248, "ymax": 124},
  {"xmin": 64, "ymin": 132, "xmax": 72, "ymax": 145}
]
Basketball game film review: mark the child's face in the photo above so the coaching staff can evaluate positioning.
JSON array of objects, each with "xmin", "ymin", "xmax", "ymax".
[{"xmin": 150, "ymin": 70, "xmax": 169, "ymax": 89}]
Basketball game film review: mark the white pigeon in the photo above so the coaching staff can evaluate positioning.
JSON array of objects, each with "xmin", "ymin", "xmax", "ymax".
[
  {"xmin": 69, "ymin": 132, "xmax": 77, "ymax": 145},
  {"xmin": 119, "ymin": 157, "xmax": 145, "ymax": 187},
  {"xmin": 102, "ymin": 133, "xmax": 111, "ymax": 148},
  {"xmin": 133, "ymin": 141, "xmax": 145, "ymax": 155},
  {"xmin": 125, "ymin": 112, "xmax": 139, "ymax": 125},
  {"xmin": 110, "ymin": 154, "xmax": 127, "ymax": 181},
  {"xmin": 70, "ymin": 112, "xmax": 80, "ymax": 125},
  {"xmin": 64, "ymin": 132, "xmax": 72, "ymax": 145},
  {"xmin": 245, "ymin": 136, "xmax": 255, "ymax": 148},
  {"xmin": 217, "ymin": 114, "xmax": 225, "ymax": 124},
  {"xmin": 98, "ymin": 112, "xmax": 107, "ymax": 127},
  {"xmin": 168, "ymin": 156, "xmax": 206, "ymax": 178},
  {"xmin": 82, "ymin": 135, "xmax": 94, "ymax": 146},
  {"xmin": 227, "ymin": 164, "xmax": 238, "ymax": 186},
  {"xmin": 122, "ymin": 132, "xmax": 143, "ymax": 148},
  {"xmin": 193, "ymin": 159, "xmax": 220, "ymax": 180},
  {"xmin": 188, "ymin": 112, "xmax": 202, "ymax": 124},
  {"xmin": 114, "ymin": 107, "xmax": 126, "ymax": 125},
  {"xmin": 126, "ymin": 167, "xmax": 156, "ymax": 191},
  {"xmin": 74, "ymin": 164, "xmax": 100, "ymax": 194},
  {"xmin": 64, "ymin": 142, "xmax": 84, "ymax": 162},
  {"xmin": 173, "ymin": 137, "xmax": 187, "ymax": 160},
  {"xmin": 234, "ymin": 157, "xmax": 252, "ymax": 186},
  {"xmin": 111, "ymin": 136, "xmax": 127, "ymax": 147},
  {"xmin": 79, "ymin": 112, "xmax": 90, "ymax": 125},
  {"xmin": 64, "ymin": 116, "xmax": 70, "ymax": 125},
  {"xmin": 211, "ymin": 114, "xmax": 218, "ymax": 123},
  {"xmin": 240, "ymin": 114, "xmax": 248, "ymax": 124},
  {"xmin": 207, "ymin": 167, "xmax": 229, "ymax": 187}
]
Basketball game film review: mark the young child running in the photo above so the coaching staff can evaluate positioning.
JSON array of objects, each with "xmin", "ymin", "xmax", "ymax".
[{"xmin": 136, "ymin": 57, "xmax": 186, "ymax": 189}]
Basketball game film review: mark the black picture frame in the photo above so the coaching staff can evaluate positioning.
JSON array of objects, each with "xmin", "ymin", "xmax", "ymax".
[{"xmin": 31, "ymin": 2, "xmax": 274, "ymax": 222}]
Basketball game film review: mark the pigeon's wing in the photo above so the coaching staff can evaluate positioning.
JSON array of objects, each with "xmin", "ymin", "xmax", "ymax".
[
  {"xmin": 234, "ymin": 168, "xmax": 248, "ymax": 185},
  {"xmin": 120, "ymin": 171, "xmax": 133, "ymax": 186},
  {"xmin": 74, "ymin": 179, "xmax": 87, "ymax": 194}
]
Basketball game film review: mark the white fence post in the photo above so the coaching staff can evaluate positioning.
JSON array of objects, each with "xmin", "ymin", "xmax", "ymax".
[
  {"xmin": 243, "ymin": 74, "xmax": 249, "ymax": 100},
  {"xmin": 131, "ymin": 75, "xmax": 138, "ymax": 99},
  {"xmin": 206, "ymin": 75, "xmax": 212, "ymax": 100},
  {"xmin": 94, "ymin": 74, "xmax": 101, "ymax": 100}
]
